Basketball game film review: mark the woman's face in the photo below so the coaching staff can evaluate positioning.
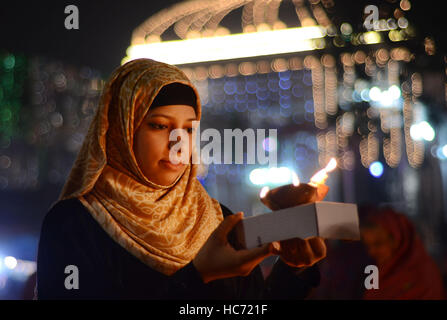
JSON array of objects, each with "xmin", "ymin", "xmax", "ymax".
[
  {"xmin": 361, "ymin": 225, "xmax": 398, "ymax": 266},
  {"xmin": 133, "ymin": 104, "xmax": 197, "ymax": 186}
]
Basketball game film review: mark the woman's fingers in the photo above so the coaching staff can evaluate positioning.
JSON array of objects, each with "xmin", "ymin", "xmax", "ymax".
[
  {"xmin": 215, "ymin": 212, "xmax": 243, "ymax": 242},
  {"xmin": 307, "ymin": 237, "xmax": 327, "ymax": 260},
  {"xmin": 278, "ymin": 237, "xmax": 328, "ymax": 267},
  {"xmin": 236, "ymin": 243, "xmax": 274, "ymax": 275},
  {"xmin": 242, "ymin": 243, "xmax": 273, "ymax": 262},
  {"xmin": 271, "ymin": 241, "xmax": 281, "ymax": 255},
  {"xmin": 298, "ymin": 239, "xmax": 314, "ymax": 265}
]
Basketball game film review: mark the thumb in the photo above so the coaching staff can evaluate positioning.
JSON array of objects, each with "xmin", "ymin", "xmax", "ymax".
[
  {"xmin": 239, "ymin": 242, "xmax": 274, "ymax": 266},
  {"xmin": 215, "ymin": 212, "xmax": 244, "ymax": 241}
]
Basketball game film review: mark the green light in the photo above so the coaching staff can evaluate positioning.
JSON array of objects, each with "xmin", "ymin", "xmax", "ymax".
[
  {"xmin": 14, "ymin": 55, "xmax": 25, "ymax": 69},
  {"xmin": 1, "ymin": 73, "xmax": 14, "ymax": 89},
  {"xmin": 1, "ymin": 108, "xmax": 12, "ymax": 122},
  {"xmin": 4, "ymin": 55, "xmax": 15, "ymax": 70}
]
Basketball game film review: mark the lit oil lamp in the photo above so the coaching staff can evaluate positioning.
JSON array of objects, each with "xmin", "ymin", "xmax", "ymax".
[{"xmin": 260, "ymin": 158, "xmax": 337, "ymax": 210}]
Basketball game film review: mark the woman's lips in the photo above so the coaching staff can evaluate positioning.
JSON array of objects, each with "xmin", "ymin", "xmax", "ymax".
[{"xmin": 160, "ymin": 159, "xmax": 186, "ymax": 171}]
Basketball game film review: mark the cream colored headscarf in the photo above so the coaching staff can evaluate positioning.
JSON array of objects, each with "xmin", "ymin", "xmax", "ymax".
[{"xmin": 59, "ymin": 58, "xmax": 223, "ymax": 276}]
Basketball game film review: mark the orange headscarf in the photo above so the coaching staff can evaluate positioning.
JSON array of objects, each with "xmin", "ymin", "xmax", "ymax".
[
  {"xmin": 58, "ymin": 58, "xmax": 223, "ymax": 276},
  {"xmin": 363, "ymin": 208, "xmax": 445, "ymax": 300}
]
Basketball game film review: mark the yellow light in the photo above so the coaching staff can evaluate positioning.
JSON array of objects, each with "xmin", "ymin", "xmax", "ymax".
[
  {"xmin": 324, "ymin": 158, "xmax": 337, "ymax": 172},
  {"xmin": 363, "ymin": 31, "xmax": 382, "ymax": 44},
  {"xmin": 123, "ymin": 26, "xmax": 326, "ymax": 65},
  {"xmin": 260, "ymin": 186, "xmax": 270, "ymax": 198},
  {"xmin": 309, "ymin": 157, "xmax": 337, "ymax": 186},
  {"xmin": 292, "ymin": 171, "xmax": 300, "ymax": 187}
]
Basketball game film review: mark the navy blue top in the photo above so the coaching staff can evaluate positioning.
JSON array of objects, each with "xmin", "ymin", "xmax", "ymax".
[{"xmin": 37, "ymin": 198, "xmax": 320, "ymax": 299}]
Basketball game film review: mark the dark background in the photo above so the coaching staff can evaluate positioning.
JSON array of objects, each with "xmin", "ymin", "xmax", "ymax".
[{"xmin": 1, "ymin": 1, "xmax": 445, "ymax": 76}]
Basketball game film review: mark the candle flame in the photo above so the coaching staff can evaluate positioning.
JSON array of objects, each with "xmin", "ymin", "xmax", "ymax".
[
  {"xmin": 260, "ymin": 186, "xmax": 270, "ymax": 198},
  {"xmin": 292, "ymin": 171, "xmax": 300, "ymax": 187},
  {"xmin": 309, "ymin": 158, "xmax": 337, "ymax": 186},
  {"xmin": 309, "ymin": 169, "xmax": 328, "ymax": 187},
  {"xmin": 325, "ymin": 158, "xmax": 337, "ymax": 173}
]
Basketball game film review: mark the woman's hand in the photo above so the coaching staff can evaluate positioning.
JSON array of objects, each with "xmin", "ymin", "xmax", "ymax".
[
  {"xmin": 193, "ymin": 212, "xmax": 277, "ymax": 283},
  {"xmin": 276, "ymin": 184, "xmax": 328, "ymax": 268},
  {"xmin": 277, "ymin": 237, "xmax": 327, "ymax": 268}
]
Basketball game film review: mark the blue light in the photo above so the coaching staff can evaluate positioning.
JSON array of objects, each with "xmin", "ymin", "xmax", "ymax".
[
  {"xmin": 268, "ymin": 79, "xmax": 279, "ymax": 92},
  {"xmin": 292, "ymin": 84, "xmax": 304, "ymax": 97},
  {"xmin": 224, "ymin": 81, "xmax": 237, "ymax": 95},
  {"xmin": 360, "ymin": 89, "xmax": 370, "ymax": 101},
  {"xmin": 256, "ymin": 89, "xmax": 269, "ymax": 100},
  {"xmin": 369, "ymin": 161, "xmax": 384, "ymax": 178},
  {"xmin": 262, "ymin": 137, "xmax": 277, "ymax": 152},
  {"xmin": 352, "ymin": 90, "xmax": 362, "ymax": 102},
  {"xmin": 303, "ymin": 72, "xmax": 313, "ymax": 86},
  {"xmin": 436, "ymin": 145, "xmax": 447, "ymax": 160},
  {"xmin": 279, "ymin": 79, "xmax": 292, "ymax": 90},
  {"xmin": 279, "ymin": 70, "xmax": 292, "ymax": 80},
  {"xmin": 245, "ymin": 81, "xmax": 257, "ymax": 94},
  {"xmin": 304, "ymin": 100, "xmax": 314, "ymax": 113},
  {"xmin": 279, "ymin": 96, "xmax": 291, "ymax": 108}
]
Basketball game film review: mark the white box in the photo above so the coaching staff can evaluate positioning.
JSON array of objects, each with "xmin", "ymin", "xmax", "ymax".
[{"xmin": 234, "ymin": 201, "xmax": 360, "ymax": 249}]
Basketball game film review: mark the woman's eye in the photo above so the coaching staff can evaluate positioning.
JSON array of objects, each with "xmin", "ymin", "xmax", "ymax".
[
  {"xmin": 149, "ymin": 123, "xmax": 167, "ymax": 130},
  {"xmin": 187, "ymin": 127, "xmax": 194, "ymax": 134}
]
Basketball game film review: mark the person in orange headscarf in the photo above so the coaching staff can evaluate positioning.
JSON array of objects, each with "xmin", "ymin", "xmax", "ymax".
[
  {"xmin": 361, "ymin": 206, "xmax": 445, "ymax": 300},
  {"xmin": 36, "ymin": 58, "xmax": 325, "ymax": 299}
]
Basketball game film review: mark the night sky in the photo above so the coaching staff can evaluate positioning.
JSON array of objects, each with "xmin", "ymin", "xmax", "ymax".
[
  {"xmin": 1, "ymin": 1, "xmax": 180, "ymax": 75},
  {"xmin": 1, "ymin": 1, "xmax": 445, "ymax": 76}
]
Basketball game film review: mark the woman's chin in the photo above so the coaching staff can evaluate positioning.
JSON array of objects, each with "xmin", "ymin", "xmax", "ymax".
[{"xmin": 151, "ymin": 168, "xmax": 186, "ymax": 186}]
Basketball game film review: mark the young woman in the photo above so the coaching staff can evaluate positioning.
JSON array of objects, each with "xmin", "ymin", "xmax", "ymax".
[{"xmin": 36, "ymin": 58, "xmax": 326, "ymax": 299}]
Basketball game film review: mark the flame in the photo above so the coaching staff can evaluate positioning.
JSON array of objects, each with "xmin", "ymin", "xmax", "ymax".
[
  {"xmin": 260, "ymin": 186, "xmax": 270, "ymax": 198},
  {"xmin": 292, "ymin": 171, "xmax": 300, "ymax": 187},
  {"xmin": 309, "ymin": 158, "xmax": 337, "ymax": 186},
  {"xmin": 325, "ymin": 158, "xmax": 337, "ymax": 173},
  {"xmin": 309, "ymin": 169, "xmax": 328, "ymax": 187}
]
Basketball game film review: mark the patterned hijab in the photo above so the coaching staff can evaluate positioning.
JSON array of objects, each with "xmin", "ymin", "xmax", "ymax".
[{"xmin": 58, "ymin": 58, "xmax": 223, "ymax": 276}]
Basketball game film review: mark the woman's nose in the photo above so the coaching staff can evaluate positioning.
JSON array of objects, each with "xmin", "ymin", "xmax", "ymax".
[
  {"xmin": 168, "ymin": 138, "xmax": 179, "ymax": 149},
  {"xmin": 168, "ymin": 135, "xmax": 188, "ymax": 150}
]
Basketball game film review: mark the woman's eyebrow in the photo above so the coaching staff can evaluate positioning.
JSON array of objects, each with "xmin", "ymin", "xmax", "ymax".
[{"xmin": 148, "ymin": 114, "xmax": 197, "ymax": 121}]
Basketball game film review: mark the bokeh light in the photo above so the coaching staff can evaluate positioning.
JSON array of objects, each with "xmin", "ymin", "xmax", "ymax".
[
  {"xmin": 369, "ymin": 161, "xmax": 384, "ymax": 178},
  {"xmin": 4, "ymin": 256, "xmax": 17, "ymax": 270}
]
